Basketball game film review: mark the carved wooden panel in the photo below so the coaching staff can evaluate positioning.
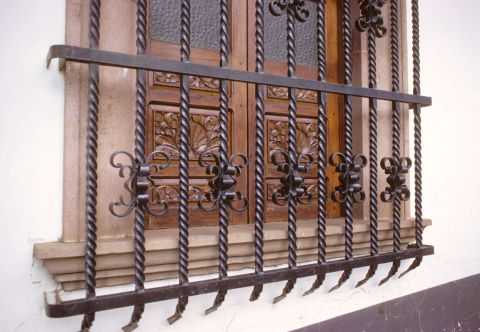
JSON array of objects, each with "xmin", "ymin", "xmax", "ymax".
[
  {"xmin": 264, "ymin": 178, "xmax": 332, "ymax": 223},
  {"xmin": 268, "ymin": 120, "xmax": 317, "ymax": 159},
  {"xmin": 154, "ymin": 109, "xmax": 220, "ymax": 160},
  {"xmin": 148, "ymin": 179, "xmax": 218, "ymax": 229},
  {"xmin": 156, "ymin": 184, "xmax": 211, "ymax": 201},
  {"xmin": 267, "ymin": 85, "xmax": 317, "ymax": 103},
  {"xmin": 266, "ymin": 178, "xmax": 330, "ymax": 200},
  {"xmin": 154, "ymin": 72, "xmax": 220, "ymax": 92},
  {"xmin": 267, "ymin": 182, "xmax": 318, "ymax": 200},
  {"xmin": 266, "ymin": 116, "xmax": 329, "ymax": 165}
]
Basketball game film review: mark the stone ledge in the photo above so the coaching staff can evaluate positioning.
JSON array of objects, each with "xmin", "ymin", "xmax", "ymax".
[{"xmin": 34, "ymin": 218, "xmax": 431, "ymax": 291}]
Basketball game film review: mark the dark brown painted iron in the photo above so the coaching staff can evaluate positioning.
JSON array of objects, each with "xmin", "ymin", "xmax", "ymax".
[
  {"xmin": 268, "ymin": 0, "xmax": 314, "ymax": 304},
  {"xmin": 47, "ymin": 45, "xmax": 432, "ymax": 106},
  {"xmin": 81, "ymin": 0, "xmax": 100, "ymax": 331},
  {"xmin": 400, "ymin": 0, "xmax": 423, "ymax": 279},
  {"xmin": 45, "ymin": 246, "xmax": 434, "ymax": 318},
  {"xmin": 107, "ymin": 150, "xmax": 170, "ymax": 331},
  {"xmin": 250, "ymin": 0, "xmax": 266, "ymax": 302},
  {"xmin": 377, "ymin": 0, "xmax": 412, "ymax": 286},
  {"xmin": 197, "ymin": 0, "xmax": 249, "ymax": 315},
  {"xmin": 328, "ymin": 0, "xmax": 368, "ymax": 293},
  {"xmin": 120, "ymin": 1, "xmax": 150, "ymax": 330},
  {"xmin": 167, "ymin": 0, "xmax": 191, "ymax": 325},
  {"xmin": 303, "ymin": 0, "xmax": 327, "ymax": 297},
  {"xmin": 354, "ymin": 0, "xmax": 388, "ymax": 289},
  {"xmin": 42, "ymin": 0, "xmax": 433, "ymax": 325}
]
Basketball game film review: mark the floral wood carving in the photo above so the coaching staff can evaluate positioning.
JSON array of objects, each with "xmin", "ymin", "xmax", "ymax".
[
  {"xmin": 267, "ymin": 86, "xmax": 317, "ymax": 103},
  {"xmin": 154, "ymin": 72, "xmax": 220, "ymax": 92},
  {"xmin": 267, "ymin": 183, "xmax": 318, "ymax": 200},
  {"xmin": 154, "ymin": 111, "xmax": 220, "ymax": 159},
  {"xmin": 156, "ymin": 184, "xmax": 212, "ymax": 201},
  {"xmin": 269, "ymin": 120, "xmax": 318, "ymax": 162}
]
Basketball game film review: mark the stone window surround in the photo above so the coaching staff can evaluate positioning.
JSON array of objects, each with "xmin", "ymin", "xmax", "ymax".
[{"xmin": 34, "ymin": 0, "xmax": 426, "ymax": 291}]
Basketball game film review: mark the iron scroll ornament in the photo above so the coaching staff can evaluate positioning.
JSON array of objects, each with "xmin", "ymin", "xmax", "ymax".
[
  {"xmin": 380, "ymin": 157, "xmax": 412, "ymax": 202},
  {"xmin": 271, "ymin": 151, "xmax": 315, "ymax": 206},
  {"xmin": 197, "ymin": 152, "xmax": 249, "ymax": 212},
  {"xmin": 269, "ymin": 0, "xmax": 310, "ymax": 22},
  {"xmin": 329, "ymin": 153, "xmax": 368, "ymax": 204},
  {"xmin": 355, "ymin": 0, "xmax": 388, "ymax": 38},
  {"xmin": 109, "ymin": 151, "xmax": 171, "ymax": 218}
]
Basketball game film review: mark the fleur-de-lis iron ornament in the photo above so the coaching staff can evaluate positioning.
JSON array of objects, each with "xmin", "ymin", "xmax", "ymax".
[
  {"xmin": 355, "ymin": 0, "xmax": 388, "ymax": 37},
  {"xmin": 329, "ymin": 153, "xmax": 368, "ymax": 203},
  {"xmin": 271, "ymin": 151, "xmax": 314, "ymax": 206},
  {"xmin": 197, "ymin": 152, "xmax": 248, "ymax": 212},
  {"xmin": 109, "ymin": 151, "xmax": 170, "ymax": 218},
  {"xmin": 380, "ymin": 157, "xmax": 412, "ymax": 202},
  {"xmin": 269, "ymin": 0, "xmax": 310, "ymax": 22}
]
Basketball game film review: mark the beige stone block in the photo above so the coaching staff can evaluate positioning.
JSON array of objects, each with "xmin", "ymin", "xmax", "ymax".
[
  {"xmin": 60, "ymin": 242, "xmax": 412, "ymax": 291},
  {"xmin": 35, "ymin": 217, "xmax": 431, "ymax": 291},
  {"xmin": 35, "ymin": 218, "xmax": 431, "ymax": 259},
  {"xmin": 55, "ymin": 237, "xmax": 414, "ymax": 283}
]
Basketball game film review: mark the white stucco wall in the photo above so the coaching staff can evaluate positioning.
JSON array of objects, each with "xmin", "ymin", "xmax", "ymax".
[{"xmin": 0, "ymin": 0, "xmax": 479, "ymax": 331}]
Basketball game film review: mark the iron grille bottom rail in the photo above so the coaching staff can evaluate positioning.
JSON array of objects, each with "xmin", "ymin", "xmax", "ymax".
[{"xmin": 45, "ymin": 246, "xmax": 433, "ymax": 318}]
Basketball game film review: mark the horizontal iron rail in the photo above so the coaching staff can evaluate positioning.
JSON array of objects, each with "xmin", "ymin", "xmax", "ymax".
[
  {"xmin": 47, "ymin": 45, "xmax": 432, "ymax": 107},
  {"xmin": 45, "ymin": 245, "xmax": 433, "ymax": 318}
]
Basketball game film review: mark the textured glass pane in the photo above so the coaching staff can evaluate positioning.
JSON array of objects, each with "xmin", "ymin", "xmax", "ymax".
[
  {"xmin": 150, "ymin": 0, "xmax": 228, "ymax": 51},
  {"xmin": 265, "ymin": 0, "xmax": 317, "ymax": 67}
]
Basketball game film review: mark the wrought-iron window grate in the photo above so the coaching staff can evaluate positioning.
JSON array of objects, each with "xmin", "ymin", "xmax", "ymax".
[{"xmin": 44, "ymin": 0, "xmax": 433, "ymax": 331}]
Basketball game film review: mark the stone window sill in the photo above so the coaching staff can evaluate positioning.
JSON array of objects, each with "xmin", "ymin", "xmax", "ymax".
[{"xmin": 34, "ymin": 218, "xmax": 431, "ymax": 291}]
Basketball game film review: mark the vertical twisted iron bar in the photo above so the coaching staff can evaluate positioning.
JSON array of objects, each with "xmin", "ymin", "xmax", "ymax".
[
  {"xmin": 205, "ymin": 0, "xmax": 230, "ymax": 314},
  {"xmin": 329, "ymin": 0, "xmax": 355, "ymax": 292},
  {"xmin": 167, "ymin": 0, "xmax": 191, "ymax": 324},
  {"xmin": 304, "ymin": 0, "xmax": 327, "ymax": 296},
  {"xmin": 274, "ymin": 3, "xmax": 298, "ymax": 304},
  {"xmin": 355, "ymin": 10, "xmax": 380, "ymax": 290},
  {"xmin": 80, "ymin": 1, "xmax": 100, "ymax": 331},
  {"xmin": 400, "ymin": 0, "xmax": 423, "ymax": 278},
  {"xmin": 379, "ymin": 0, "xmax": 401, "ymax": 286},
  {"xmin": 123, "ymin": 1, "xmax": 147, "ymax": 331},
  {"xmin": 250, "ymin": 0, "xmax": 265, "ymax": 302}
]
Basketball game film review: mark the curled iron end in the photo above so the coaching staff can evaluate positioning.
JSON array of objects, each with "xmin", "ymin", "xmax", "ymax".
[
  {"xmin": 355, "ymin": 0, "xmax": 388, "ymax": 37},
  {"xmin": 228, "ymin": 192, "xmax": 249, "ymax": 212},
  {"xmin": 329, "ymin": 269, "xmax": 352, "ymax": 292},
  {"xmin": 355, "ymin": 265, "xmax": 378, "ymax": 288},
  {"xmin": 329, "ymin": 153, "xmax": 367, "ymax": 204},
  {"xmin": 269, "ymin": 0, "xmax": 310, "ymax": 22}
]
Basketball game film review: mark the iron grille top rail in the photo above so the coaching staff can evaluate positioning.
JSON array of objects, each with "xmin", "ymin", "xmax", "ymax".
[
  {"xmin": 46, "ymin": 45, "xmax": 432, "ymax": 107},
  {"xmin": 43, "ymin": 0, "xmax": 433, "ymax": 331}
]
